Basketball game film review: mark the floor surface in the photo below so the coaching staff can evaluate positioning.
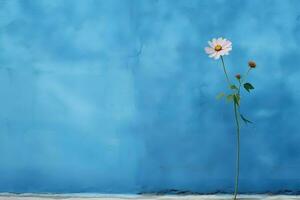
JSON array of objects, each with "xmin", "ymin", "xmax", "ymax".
[{"xmin": 0, "ymin": 194, "xmax": 300, "ymax": 200}]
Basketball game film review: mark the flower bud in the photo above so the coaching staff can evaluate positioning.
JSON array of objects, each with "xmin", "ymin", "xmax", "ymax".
[
  {"xmin": 248, "ymin": 61, "xmax": 256, "ymax": 68},
  {"xmin": 235, "ymin": 74, "xmax": 241, "ymax": 80}
]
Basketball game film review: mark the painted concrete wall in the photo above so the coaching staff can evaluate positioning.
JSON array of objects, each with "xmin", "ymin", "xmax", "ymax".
[{"xmin": 0, "ymin": 0, "xmax": 300, "ymax": 194}]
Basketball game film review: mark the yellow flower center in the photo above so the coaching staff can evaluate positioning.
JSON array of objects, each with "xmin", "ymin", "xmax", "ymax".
[{"xmin": 214, "ymin": 44, "xmax": 222, "ymax": 51}]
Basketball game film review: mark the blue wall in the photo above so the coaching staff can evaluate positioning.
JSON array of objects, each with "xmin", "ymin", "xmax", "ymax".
[{"xmin": 0, "ymin": 0, "xmax": 300, "ymax": 194}]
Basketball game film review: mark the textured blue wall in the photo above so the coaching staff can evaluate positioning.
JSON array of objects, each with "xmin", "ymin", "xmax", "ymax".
[{"xmin": 0, "ymin": 0, "xmax": 300, "ymax": 194}]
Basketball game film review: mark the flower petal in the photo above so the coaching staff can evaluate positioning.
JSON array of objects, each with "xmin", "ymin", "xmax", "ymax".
[
  {"xmin": 209, "ymin": 52, "xmax": 217, "ymax": 58},
  {"xmin": 212, "ymin": 38, "xmax": 217, "ymax": 46},
  {"xmin": 211, "ymin": 51, "xmax": 221, "ymax": 59},
  {"xmin": 214, "ymin": 54, "xmax": 221, "ymax": 59},
  {"xmin": 219, "ymin": 47, "xmax": 232, "ymax": 56},
  {"xmin": 219, "ymin": 49, "xmax": 228, "ymax": 56},
  {"xmin": 224, "ymin": 47, "xmax": 232, "ymax": 52},
  {"xmin": 219, "ymin": 38, "xmax": 227, "ymax": 46},
  {"xmin": 208, "ymin": 41, "xmax": 214, "ymax": 48},
  {"xmin": 205, "ymin": 47, "xmax": 215, "ymax": 54},
  {"xmin": 223, "ymin": 40, "xmax": 232, "ymax": 48}
]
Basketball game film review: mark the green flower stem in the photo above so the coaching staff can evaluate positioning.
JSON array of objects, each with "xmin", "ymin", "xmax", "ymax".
[
  {"xmin": 238, "ymin": 79, "xmax": 242, "ymax": 96},
  {"xmin": 220, "ymin": 56, "xmax": 231, "ymax": 86},
  {"xmin": 220, "ymin": 56, "xmax": 240, "ymax": 200},
  {"xmin": 233, "ymin": 102, "xmax": 240, "ymax": 200},
  {"xmin": 241, "ymin": 68, "xmax": 251, "ymax": 84}
]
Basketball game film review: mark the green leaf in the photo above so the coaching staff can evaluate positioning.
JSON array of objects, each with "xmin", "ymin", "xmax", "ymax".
[
  {"xmin": 233, "ymin": 94, "xmax": 240, "ymax": 106},
  {"xmin": 230, "ymin": 84, "xmax": 238, "ymax": 90},
  {"xmin": 243, "ymin": 82, "xmax": 254, "ymax": 92},
  {"xmin": 240, "ymin": 114, "xmax": 253, "ymax": 124},
  {"xmin": 226, "ymin": 94, "xmax": 234, "ymax": 102},
  {"xmin": 216, "ymin": 92, "xmax": 226, "ymax": 100}
]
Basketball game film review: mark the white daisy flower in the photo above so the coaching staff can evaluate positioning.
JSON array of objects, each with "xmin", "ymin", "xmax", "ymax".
[{"xmin": 204, "ymin": 37, "xmax": 232, "ymax": 60}]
